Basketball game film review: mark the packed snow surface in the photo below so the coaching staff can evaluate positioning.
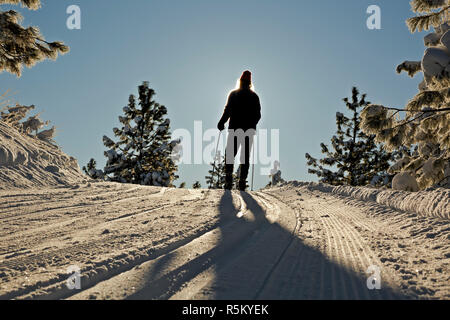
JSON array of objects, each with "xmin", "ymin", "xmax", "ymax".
[
  {"xmin": 284, "ymin": 181, "xmax": 449, "ymax": 220},
  {"xmin": 0, "ymin": 181, "xmax": 448, "ymax": 300}
]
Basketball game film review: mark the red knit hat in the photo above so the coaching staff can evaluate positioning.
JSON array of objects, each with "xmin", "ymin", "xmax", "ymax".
[{"xmin": 240, "ymin": 70, "xmax": 252, "ymax": 82}]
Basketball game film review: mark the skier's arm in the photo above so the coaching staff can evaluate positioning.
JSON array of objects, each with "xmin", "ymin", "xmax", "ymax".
[
  {"xmin": 218, "ymin": 106, "xmax": 230, "ymax": 126},
  {"xmin": 254, "ymin": 95, "xmax": 261, "ymax": 127},
  {"xmin": 218, "ymin": 93, "xmax": 233, "ymax": 130}
]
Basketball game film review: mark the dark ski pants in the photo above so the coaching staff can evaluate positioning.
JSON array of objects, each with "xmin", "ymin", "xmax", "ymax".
[{"xmin": 224, "ymin": 130, "xmax": 254, "ymax": 187}]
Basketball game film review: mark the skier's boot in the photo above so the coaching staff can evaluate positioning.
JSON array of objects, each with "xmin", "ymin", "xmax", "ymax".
[
  {"xmin": 238, "ymin": 180, "xmax": 247, "ymax": 191},
  {"xmin": 238, "ymin": 164, "xmax": 249, "ymax": 191}
]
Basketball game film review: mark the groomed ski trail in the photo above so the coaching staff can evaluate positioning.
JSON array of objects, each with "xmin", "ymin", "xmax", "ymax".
[{"xmin": 1, "ymin": 183, "xmax": 448, "ymax": 300}]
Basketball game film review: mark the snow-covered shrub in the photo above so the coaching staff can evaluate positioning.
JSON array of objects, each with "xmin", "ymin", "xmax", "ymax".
[
  {"xmin": 82, "ymin": 158, "xmax": 104, "ymax": 180},
  {"xmin": 1, "ymin": 99, "xmax": 55, "ymax": 141},
  {"xmin": 206, "ymin": 151, "xmax": 226, "ymax": 189},
  {"xmin": 36, "ymin": 126, "xmax": 56, "ymax": 141},
  {"xmin": 22, "ymin": 113, "xmax": 49, "ymax": 135},
  {"xmin": 392, "ymin": 172, "xmax": 420, "ymax": 192},
  {"xmin": 192, "ymin": 181, "xmax": 201, "ymax": 189}
]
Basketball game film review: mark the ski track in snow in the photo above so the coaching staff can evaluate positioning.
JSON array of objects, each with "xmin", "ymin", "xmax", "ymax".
[{"xmin": 0, "ymin": 182, "xmax": 449, "ymax": 300}]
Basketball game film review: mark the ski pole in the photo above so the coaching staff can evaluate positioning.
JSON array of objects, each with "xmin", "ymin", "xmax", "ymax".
[
  {"xmin": 251, "ymin": 138, "xmax": 255, "ymax": 191},
  {"xmin": 211, "ymin": 130, "xmax": 222, "ymax": 189}
]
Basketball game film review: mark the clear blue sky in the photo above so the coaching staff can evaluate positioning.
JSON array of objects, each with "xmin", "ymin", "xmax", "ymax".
[{"xmin": 1, "ymin": 0, "xmax": 426, "ymax": 189}]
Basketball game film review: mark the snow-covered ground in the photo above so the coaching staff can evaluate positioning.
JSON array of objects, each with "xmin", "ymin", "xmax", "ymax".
[
  {"xmin": 0, "ymin": 121, "xmax": 449, "ymax": 300},
  {"xmin": 0, "ymin": 182, "xmax": 448, "ymax": 300},
  {"xmin": 0, "ymin": 121, "xmax": 85, "ymax": 189},
  {"xmin": 284, "ymin": 181, "xmax": 450, "ymax": 220}
]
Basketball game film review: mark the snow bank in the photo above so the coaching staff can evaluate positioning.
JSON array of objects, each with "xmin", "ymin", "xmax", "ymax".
[
  {"xmin": 280, "ymin": 181, "xmax": 450, "ymax": 220},
  {"xmin": 0, "ymin": 121, "xmax": 86, "ymax": 189}
]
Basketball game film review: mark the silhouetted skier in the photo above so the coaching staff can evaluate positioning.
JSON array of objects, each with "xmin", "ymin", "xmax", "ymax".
[{"xmin": 217, "ymin": 70, "xmax": 261, "ymax": 190}]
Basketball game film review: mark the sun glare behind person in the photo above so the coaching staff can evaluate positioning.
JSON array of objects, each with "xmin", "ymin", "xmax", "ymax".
[{"xmin": 235, "ymin": 77, "xmax": 255, "ymax": 92}]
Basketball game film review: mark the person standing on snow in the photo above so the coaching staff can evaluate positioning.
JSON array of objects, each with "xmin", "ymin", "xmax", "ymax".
[{"xmin": 217, "ymin": 70, "xmax": 261, "ymax": 191}]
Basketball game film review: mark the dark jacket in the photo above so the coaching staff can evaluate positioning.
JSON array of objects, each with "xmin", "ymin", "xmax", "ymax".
[{"xmin": 218, "ymin": 88, "xmax": 261, "ymax": 131}]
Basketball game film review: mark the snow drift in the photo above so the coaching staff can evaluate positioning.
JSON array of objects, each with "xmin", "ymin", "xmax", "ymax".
[
  {"xmin": 0, "ymin": 120, "xmax": 85, "ymax": 189},
  {"xmin": 281, "ymin": 181, "xmax": 450, "ymax": 220}
]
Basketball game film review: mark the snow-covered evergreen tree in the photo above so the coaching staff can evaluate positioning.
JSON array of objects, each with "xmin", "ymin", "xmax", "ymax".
[
  {"xmin": 267, "ymin": 160, "xmax": 284, "ymax": 187},
  {"xmin": 101, "ymin": 81, "xmax": 179, "ymax": 187},
  {"xmin": 192, "ymin": 181, "xmax": 201, "ymax": 189},
  {"xmin": 82, "ymin": 158, "xmax": 103, "ymax": 180},
  {"xmin": 361, "ymin": 2, "xmax": 450, "ymax": 190},
  {"xmin": 306, "ymin": 87, "xmax": 398, "ymax": 187},
  {"xmin": 0, "ymin": 0, "xmax": 69, "ymax": 77},
  {"xmin": 179, "ymin": 182, "xmax": 186, "ymax": 189},
  {"xmin": 206, "ymin": 151, "xmax": 226, "ymax": 189},
  {"xmin": 205, "ymin": 151, "xmax": 243, "ymax": 189}
]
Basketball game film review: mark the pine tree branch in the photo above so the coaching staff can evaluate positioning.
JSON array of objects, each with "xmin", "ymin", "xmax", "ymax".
[
  {"xmin": 0, "ymin": 43, "xmax": 26, "ymax": 59},
  {"xmin": 407, "ymin": 5, "xmax": 450, "ymax": 32},
  {"xmin": 384, "ymin": 106, "xmax": 450, "ymax": 113},
  {"xmin": 411, "ymin": 0, "xmax": 448, "ymax": 13},
  {"xmin": 334, "ymin": 159, "xmax": 345, "ymax": 168},
  {"xmin": 390, "ymin": 113, "xmax": 426, "ymax": 130},
  {"xmin": 388, "ymin": 110, "xmax": 400, "ymax": 120}
]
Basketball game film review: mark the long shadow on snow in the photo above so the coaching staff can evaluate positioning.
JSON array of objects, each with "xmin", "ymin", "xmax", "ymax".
[
  {"xmin": 128, "ymin": 190, "xmax": 412, "ymax": 300},
  {"xmin": 127, "ymin": 190, "xmax": 241, "ymax": 299}
]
